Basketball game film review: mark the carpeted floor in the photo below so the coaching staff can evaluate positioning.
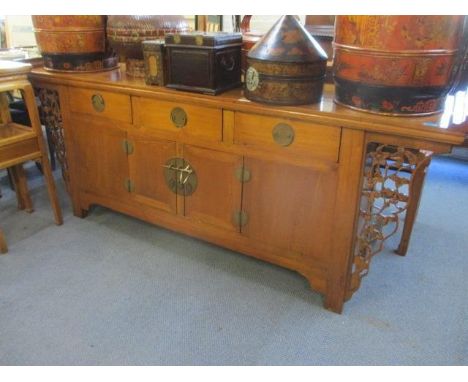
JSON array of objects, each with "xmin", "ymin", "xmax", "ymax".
[{"xmin": 0, "ymin": 156, "xmax": 467, "ymax": 365}]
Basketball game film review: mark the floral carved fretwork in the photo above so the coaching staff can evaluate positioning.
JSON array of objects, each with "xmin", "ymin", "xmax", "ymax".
[
  {"xmin": 35, "ymin": 87, "xmax": 69, "ymax": 190},
  {"xmin": 347, "ymin": 143, "xmax": 432, "ymax": 299}
]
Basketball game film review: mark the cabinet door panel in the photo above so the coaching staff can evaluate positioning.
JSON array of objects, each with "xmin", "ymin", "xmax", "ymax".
[
  {"xmin": 242, "ymin": 158, "xmax": 338, "ymax": 261},
  {"xmin": 71, "ymin": 117, "xmax": 129, "ymax": 200},
  {"xmin": 183, "ymin": 145, "xmax": 242, "ymax": 232},
  {"xmin": 128, "ymin": 132, "xmax": 177, "ymax": 213}
]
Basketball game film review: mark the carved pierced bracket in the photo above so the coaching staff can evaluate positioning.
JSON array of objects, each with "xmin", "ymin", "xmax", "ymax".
[
  {"xmin": 347, "ymin": 142, "xmax": 432, "ymax": 299},
  {"xmin": 35, "ymin": 87, "xmax": 69, "ymax": 190}
]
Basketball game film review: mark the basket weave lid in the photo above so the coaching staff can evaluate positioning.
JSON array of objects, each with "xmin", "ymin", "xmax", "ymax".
[{"xmin": 247, "ymin": 15, "xmax": 328, "ymax": 63}]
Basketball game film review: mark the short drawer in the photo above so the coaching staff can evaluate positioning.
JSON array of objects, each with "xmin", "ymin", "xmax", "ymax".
[
  {"xmin": 234, "ymin": 112, "xmax": 341, "ymax": 162},
  {"xmin": 132, "ymin": 97, "xmax": 222, "ymax": 143},
  {"xmin": 68, "ymin": 88, "xmax": 132, "ymax": 123}
]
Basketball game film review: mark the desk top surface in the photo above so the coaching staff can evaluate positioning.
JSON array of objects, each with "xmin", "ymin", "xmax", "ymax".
[{"xmin": 30, "ymin": 65, "xmax": 468, "ymax": 146}]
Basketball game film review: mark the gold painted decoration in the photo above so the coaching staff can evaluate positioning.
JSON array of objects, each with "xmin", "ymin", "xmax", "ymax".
[
  {"xmin": 245, "ymin": 15, "xmax": 327, "ymax": 105},
  {"xmin": 148, "ymin": 55, "xmax": 158, "ymax": 77},
  {"xmin": 142, "ymin": 40, "xmax": 166, "ymax": 86},
  {"xmin": 333, "ymin": 16, "xmax": 465, "ymax": 115},
  {"xmin": 31, "ymin": 15, "xmax": 118, "ymax": 72}
]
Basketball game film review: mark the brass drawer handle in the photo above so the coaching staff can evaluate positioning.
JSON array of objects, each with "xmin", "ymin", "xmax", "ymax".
[
  {"xmin": 91, "ymin": 94, "xmax": 105, "ymax": 112},
  {"xmin": 170, "ymin": 107, "xmax": 188, "ymax": 128},
  {"xmin": 272, "ymin": 123, "xmax": 295, "ymax": 147}
]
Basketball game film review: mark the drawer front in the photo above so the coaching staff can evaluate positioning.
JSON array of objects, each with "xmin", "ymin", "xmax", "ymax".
[
  {"xmin": 68, "ymin": 87, "xmax": 132, "ymax": 123},
  {"xmin": 234, "ymin": 112, "xmax": 341, "ymax": 162},
  {"xmin": 133, "ymin": 97, "xmax": 222, "ymax": 143}
]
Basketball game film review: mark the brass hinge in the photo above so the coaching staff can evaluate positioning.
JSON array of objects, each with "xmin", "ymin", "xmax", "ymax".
[
  {"xmin": 232, "ymin": 210, "xmax": 249, "ymax": 228},
  {"xmin": 124, "ymin": 178, "xmax": 135, "ymax": 193},
  {"xmin": 122, "ymin": 140, "xmax": 134, "ymax": 155},
  {"xmin": 235, "ymin": 166, "xmax": 251, "ymax": 183}
]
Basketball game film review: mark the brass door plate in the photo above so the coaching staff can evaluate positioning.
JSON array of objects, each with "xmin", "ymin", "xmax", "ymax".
[
  {"xmin": 124, "ymin": 178, "xmax": 135, "ymax": 193},
  {"xmin": 121, "ymin": 139, "xmax": 134, "ymax": 155},
  {"xmin": 232, "ymin": 210, "xmax": 249, "ymax": 228},
  {"xmin": 91, "ymin": 94, "xmax": 105, "ymax": 112},
  {"xmin": 235, "ymin": 166, "xmax": 251, "ymax": 183},
  {"xmin": 170, "ymin": 107, "xmax": 188, "ymax": 128},
  {"xmin": 163, "ymin": 157, "xmax": 197, "ymax": 196},
  {"xmin": 272, "ymin": 123, "xmax": 295, "ymax": 146}
]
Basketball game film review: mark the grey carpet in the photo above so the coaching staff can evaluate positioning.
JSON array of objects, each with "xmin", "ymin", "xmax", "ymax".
[{"xmin": 0, "ymin": 156, "xmax": 467, "ymax": 365}]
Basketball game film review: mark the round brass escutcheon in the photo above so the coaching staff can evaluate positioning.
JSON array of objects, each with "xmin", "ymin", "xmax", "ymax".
[
  {"xmin": 91, "ymin": 94, "xmax": 105, "ymax": 112},
  {"xmin": 162, "ymin": 157, "xmax": 197, "ymax": 196},
  {"xmin": 173, "ymin": 34, "xmax": 181, "ymax": 44},
  {"xmin": 195, "ymin": 35, "xmax": 204, "ymax": 46},
  {"xmin": 272, "ymin": 123, "xmax": 295, "ymax": 147},
  {"xmin": 170, "ymin": 107, "xmax": 188, "ymax": 128}
]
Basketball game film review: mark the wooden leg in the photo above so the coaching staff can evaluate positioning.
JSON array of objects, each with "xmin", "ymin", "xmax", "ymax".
[
  {"xmin": 323, "ymin": 292, "xmax": 345, "ymax": 314},
  {"xmin": 0, "ymin": 228, "xmax": 7, "ymax": 254},
  {"xmin": 324, "ymin": 129, "xmax": 367, "ymax": 315},
  {"xmin": 395, "ymin": 158, "xmax": 431, "ymax": 256},
  {"xmin": 9, "ymin": 165, "xmax": 34, "ymax": 213},
  {"xmin": 45, "ymin": 126, "xmax": 57, "ymax": 171},
  {"xmin": 7, "ymin": 168, "xmax": 14, "ymax": 190},
  {"xmin": 22, "ymin": 84, "xmax": 63, "ymax": 226},
  {"xmin": 38, "ymin": 156, "xmax": 63, "ymax": 225},
  {"xmin": 74, "ymin": 208, "xmax": 88, "ymax": 219}
]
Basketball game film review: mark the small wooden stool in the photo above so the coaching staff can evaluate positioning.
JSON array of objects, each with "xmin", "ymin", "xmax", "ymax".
[{"xmin": 0, "ymin": 60, "xmax": 63, "ymax": 254}]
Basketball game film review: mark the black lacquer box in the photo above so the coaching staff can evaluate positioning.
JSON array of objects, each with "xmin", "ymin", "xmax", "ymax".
[{"xmin": 165, "ymin": 32, "xmax": 242, "ymax": 95}]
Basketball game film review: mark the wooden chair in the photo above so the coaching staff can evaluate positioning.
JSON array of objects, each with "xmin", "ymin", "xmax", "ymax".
[{"xmin": 0, "ymin": 60, "xmax": 63, "ymax": 254}]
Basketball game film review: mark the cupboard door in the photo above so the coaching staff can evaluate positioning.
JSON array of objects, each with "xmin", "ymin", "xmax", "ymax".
[
  {"xmin": 71, "ymin": 116, "xmax": 129, "ymax": 200},
  {"xmin": 241, "ymin": 158, "xmax": 338, "ymax": 261},
  {"xmin": 127, "ymin": 132, "xmax": 177, "ymax": 213},
  {"xmin": 183, "ymin": 145, "xmax": 243, "ymax": 232}
]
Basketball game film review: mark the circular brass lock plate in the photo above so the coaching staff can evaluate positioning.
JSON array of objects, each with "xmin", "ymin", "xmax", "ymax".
[
  {"xmin": 272, "ymin": 123, "xmax": 295, "ymax": 147},
  {"xmin": 173, "ymin": 34, "xmax": 181, "ymax": 44},
  {"xmin": 91, "ymin": 94, "xmax": 105, "ymax": 112},
  {"xmin": 170, "ymin": 107, "xmax": 188, "ymax": 128},
  {"xmin": 163, "ymin": 158, "xmax": 197, "ymax": 196}
]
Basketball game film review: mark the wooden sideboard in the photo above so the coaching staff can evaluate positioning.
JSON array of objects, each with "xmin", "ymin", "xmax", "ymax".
[{"xmin": 29, "ymin": 67, "xmax": 467, "ymax": 313}]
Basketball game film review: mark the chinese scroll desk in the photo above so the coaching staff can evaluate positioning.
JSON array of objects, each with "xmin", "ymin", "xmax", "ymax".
[{"xmin": 30, "ymin": 67, "xmax": 467, "ymax": 314}]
